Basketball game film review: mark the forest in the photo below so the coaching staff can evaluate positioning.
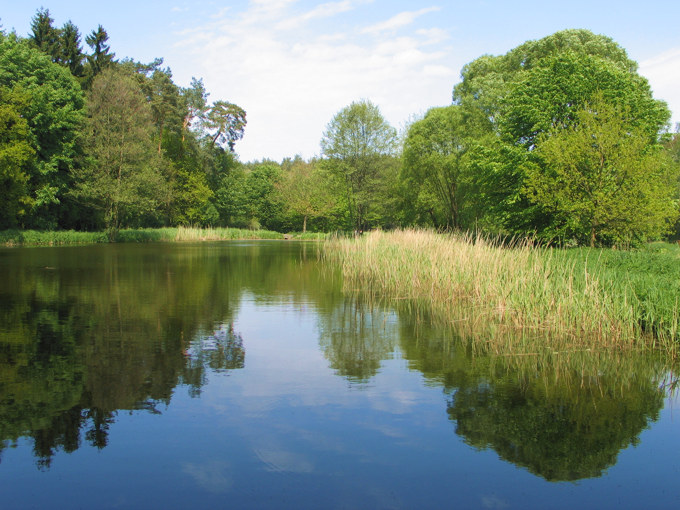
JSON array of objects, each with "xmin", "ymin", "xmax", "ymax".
[{"xmin": 1, "ymin": 9, "xmax": 679, "ymax": 246}]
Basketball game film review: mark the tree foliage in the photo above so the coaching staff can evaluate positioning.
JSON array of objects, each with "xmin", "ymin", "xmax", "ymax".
[
  {"xmin": 0, "ymin": 86, "xmax": 35, "ymax": 228},
  {"xmin": 446, "ymin": 29, "xmax": 673, "ymax": 244},
  {"xmin": 525, "ymin": 96, "xmax": 678, "ymax": 245},
  {"xmin": 72, "ymin": 67, "xmax": 170, "ymax": 239},
  {"xmin": 277, "ymin": 158, "xmax": 336, "ymax": 232},
  {"xmin": 205, "ymin": 100, "xmax": 247, "ymax": 151},
  {"xmin": 402, "ymin": 105, "xmax": 488, "ymax": 229},
  {"xmin": 5, "ymin": 12, "xmax": 679, "ymax": 241},
  {"xmin": 321, "ymin": 99, "xmax": 398, "ymax": 230},
  {"xmin": 0, "ymin": 33, "xmax": 85, "ymax": 229}
]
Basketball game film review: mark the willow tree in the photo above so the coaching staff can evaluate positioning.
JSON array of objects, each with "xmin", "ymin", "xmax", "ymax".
[{"xmin": 72, "ymin": 67, "xmax": 170, "ymax": 239}]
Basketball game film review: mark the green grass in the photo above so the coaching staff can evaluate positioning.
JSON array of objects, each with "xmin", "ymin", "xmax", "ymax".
[
  {"xmin": 0, "ymin": 229, "xmax": 109, "ymax": 246},
  {"xmin": 0, "ymin": 226, "xmax": 288, "ymax": 246},
  {"xmin": 325, "ymin": 229, "xmax": 680, "ymax": 357}
]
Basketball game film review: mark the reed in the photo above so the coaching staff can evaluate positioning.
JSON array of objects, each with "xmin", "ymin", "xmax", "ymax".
[
  {"xmin": 0, "ymin": 229, "xmax": 109, "ymax": 246},
  {"xmin": 325, "ymin": 229, "xmax": 680, "ymax": 356},
  {"xmin": 173, "ymin": 226, "xmax": 283, "ymax": 241},
  {"xmin": 0, "ymin": 226, "xmax": 286, "ymax": 246}
]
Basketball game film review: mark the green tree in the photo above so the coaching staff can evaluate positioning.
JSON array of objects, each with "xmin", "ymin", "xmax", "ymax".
[
  {"xmin": 452, "ymin": 30, "xmax": 671, "ymax": 242},
  {"xmin": 59, "ymin": 20, "xmax": 84, "ymax": 78},
  {"xmin": 29, "ymin": 8, "xmax": 61, "ymax": 62},
  {"xmin": 137, "ymin": 68, "xmax": 183, "ymax": 154},
  {"xmin": 181, "ymin": 77, "xmax": 209, "ymax": 142},
  {"xmin": 321, "ymin": 99, "xmax": 397, "ymax": 230},
  {"xmin": 402, "ymin": 105, "xmax": 487, "ymax": 229},
  {"xmin": 0, "ymin": 86, "xmax": 35, "ymax": 228},
  {"xmin": 72, "ymin": 67, "xmax": 170, "ymax": 239},
  {"xmin": 277, "ymin": 158, "xmax": 335, "ymax": 232},
  {"xmin": 0, "ymin": 33, "xmax": 85, "ymax": 229},
  {"xmin": 525, "ymin": 96, "xmax": 678, "ymax": 246},
  {"xmin": 85, "ymin": 25, "xmax": 115, "ymax": 85},
  {"xmin": 171, "ymin": 165, "xmax": 217, "ymax": 226},
  {"xmin": 244, "ymin": 163, "xmax": 283, "ymax": 230},
  {"xmin": 205, "ymin": 100, "xmax": 247, "ymax": 151},
  {"xmin": 214, "ymin": 164, "xmax": 248, "ymax": 227}
]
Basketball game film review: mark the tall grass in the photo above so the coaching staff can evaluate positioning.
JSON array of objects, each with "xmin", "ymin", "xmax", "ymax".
[
  {"xmin": 173, "ymin": 226, "xmax": 283, "ymax": 241},
  {"xmin": 0, "ymin": 226, "xmax": 289, "ymax": 246},
  {"xmin": 0, "ymin": 229, "xmax": 109, "ymax": 246},
  {"xmin": 325, "ymin": 229, "xmax": 680, "ymax": 356}
]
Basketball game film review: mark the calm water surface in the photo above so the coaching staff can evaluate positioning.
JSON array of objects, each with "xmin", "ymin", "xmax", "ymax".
[{"xmin": 0, "ymin": 242, "xmax": 679, "ymax": 509}]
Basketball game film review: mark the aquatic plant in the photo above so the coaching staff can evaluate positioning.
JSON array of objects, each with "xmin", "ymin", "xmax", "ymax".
[{"xmin": 326, "ymin": 229, "xmax": 680, "ymax": 356}]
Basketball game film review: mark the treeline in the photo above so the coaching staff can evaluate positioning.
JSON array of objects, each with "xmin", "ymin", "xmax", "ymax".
[
  {"xmin": 0, "ymin": 9, "xmax": 249, "ymax": 239},
  {"xmin": 320, "ymin": 30, "xmax": 680, "ymax": 246},
  {"xmin": 2, "ymin": 13, "xmax": 679, "ymax": 246}
]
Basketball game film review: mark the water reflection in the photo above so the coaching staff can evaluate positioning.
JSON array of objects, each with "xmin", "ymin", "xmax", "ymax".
[
  {"xmin": 397, "ymin": 318, "xmax": 666, "ymax": 482},
  {"xmin": 319, "ymin": 298, "xmax": 667, "ymax": 481},
  {"xmin": 317, "ymin": 295, "xmax": 398, "ymax": 382},
  {"xmin": 0, "ymin": 241, "xmax": 671, "ymax": 486}
]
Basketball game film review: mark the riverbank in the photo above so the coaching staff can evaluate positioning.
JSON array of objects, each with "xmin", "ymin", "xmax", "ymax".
[
  {"xmin": 0, "ymin": 227, "xmax": 328, "ymax": 246},
  {"xmin": 325, "ymin": 229, "xmax": 680, "ymax": 357}
]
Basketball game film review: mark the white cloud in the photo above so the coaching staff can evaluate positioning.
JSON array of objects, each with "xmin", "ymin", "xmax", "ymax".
[
  {"xmin": 276, "ymin": 1, "xmax": 354, "ymax": 30},
  {"xmin": 171, "ymin": 2, "xmax": 457, "ymax": 161},
  {"xmin": 361, "ymin": 7, "xmax": 440, "ymax": 35},
  {"xmin": 639, "ymin": 48, "xmax": 680, "ymax": 128}
]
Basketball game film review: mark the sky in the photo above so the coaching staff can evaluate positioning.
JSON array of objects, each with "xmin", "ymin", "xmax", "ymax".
[{"xmin": 3, "ymin": 0, "xmax": 680, "ymax": 162}]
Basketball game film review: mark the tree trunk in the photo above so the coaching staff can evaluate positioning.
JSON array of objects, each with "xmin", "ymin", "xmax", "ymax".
[{"xmin": 303, "ymin": 215, "xmax": 307, "ymax": 233}]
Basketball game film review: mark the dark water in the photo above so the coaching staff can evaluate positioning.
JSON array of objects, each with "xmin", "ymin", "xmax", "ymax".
[{"xmin": 0, "ymin": 241, "xmax": 679, "ymax": 509}]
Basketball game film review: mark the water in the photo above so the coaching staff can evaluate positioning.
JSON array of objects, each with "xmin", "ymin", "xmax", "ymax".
[{"xmin": 0, "ymin": 241, "xmax": 679, "ymax": 509}]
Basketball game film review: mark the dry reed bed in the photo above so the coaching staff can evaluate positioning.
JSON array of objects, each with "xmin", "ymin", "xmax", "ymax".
[{"xmin": 326, "ymin": 229, "xmax": 673, "ymax": 355}]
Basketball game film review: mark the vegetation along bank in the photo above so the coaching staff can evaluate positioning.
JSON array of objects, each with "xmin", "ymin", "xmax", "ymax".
[{"xmin": 326, "ymin": 230, "xmax": 680, "ymax": 357}]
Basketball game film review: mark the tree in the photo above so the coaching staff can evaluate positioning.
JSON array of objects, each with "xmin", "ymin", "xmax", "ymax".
[
  {"xmin": 321, "ymin": 99, "xmax": 398, "ymax": 230},
  {"xmin": 525, "ymin": 96, "xmax": 678, "ymax": 246},
  {"xmin": 85, "ymin": 25, "xmax": 115, "ymax": 84},
  {"xmin": 451, "ymin": 29, "xmax": 671, "ymax": 242},
  {"xmin": 0, "ymin": 86, "xmax": 35, "ymax": 228},
  {"xmin": 402, "ymin": 105, "xmax": 487, "ymax": 229},
  {"xmin": 72, "ymin": 67, "xmax": 170, "ymax": 240},
  {"xmin": 144, "ymin": 68, "xmax": 182, "ymax": 154},
  {"xmin": 29, "ymin": 8, "xmax": 60, "ymax": 63},
  {"xmin": 181, "ymin": 77, "xmax": 209, "ymax": 142},
  {"xmin": 277, "ymin": 158, "xmax": 336, "ymax": 232},
  {"xmin": 0, "ymin": 33, "xmax": 85, "ymax": 229},
  {"xmin": 205, "ymin": 100, "xmax": 246, "ymax": 151},
  {"xmin": 59, "ymin": 21, "xmax": 84, "ymax": 78},
  {"xmin": 244, "ymin": 163, "xmax": 283, "ymax": 230}
]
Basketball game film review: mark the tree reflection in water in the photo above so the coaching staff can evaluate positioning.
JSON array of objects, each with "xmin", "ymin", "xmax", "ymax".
[
  {"xmin": 398, "ymin": 316, "xmax": 666, "ymax": 481},
  {"xmin": 322, "ymin": 299, "xmax": 667, "ymax": 481},
  {"xmin": 0, "ymin": 244, "xmax": 250, "ymax": 469}
]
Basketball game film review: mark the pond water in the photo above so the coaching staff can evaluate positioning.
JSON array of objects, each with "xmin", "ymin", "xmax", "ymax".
[{"xmin": 0, "ymin": 241, "xmax": 679, "ymax": 509}]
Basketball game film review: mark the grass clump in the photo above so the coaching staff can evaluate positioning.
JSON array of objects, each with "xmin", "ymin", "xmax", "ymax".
[{"xmin": 325, "ymin": 229, "xmax": 680, "ymax": 356}]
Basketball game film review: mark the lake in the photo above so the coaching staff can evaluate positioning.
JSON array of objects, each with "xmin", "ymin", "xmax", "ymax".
[{"xmin": 1, "ymin": 241, "xmax": 679, "ymax": 509}]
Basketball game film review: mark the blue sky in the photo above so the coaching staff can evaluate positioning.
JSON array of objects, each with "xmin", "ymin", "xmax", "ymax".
[{"xmin": 3, "ymin": 0, "xmax": 679, "ymax": 162}]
